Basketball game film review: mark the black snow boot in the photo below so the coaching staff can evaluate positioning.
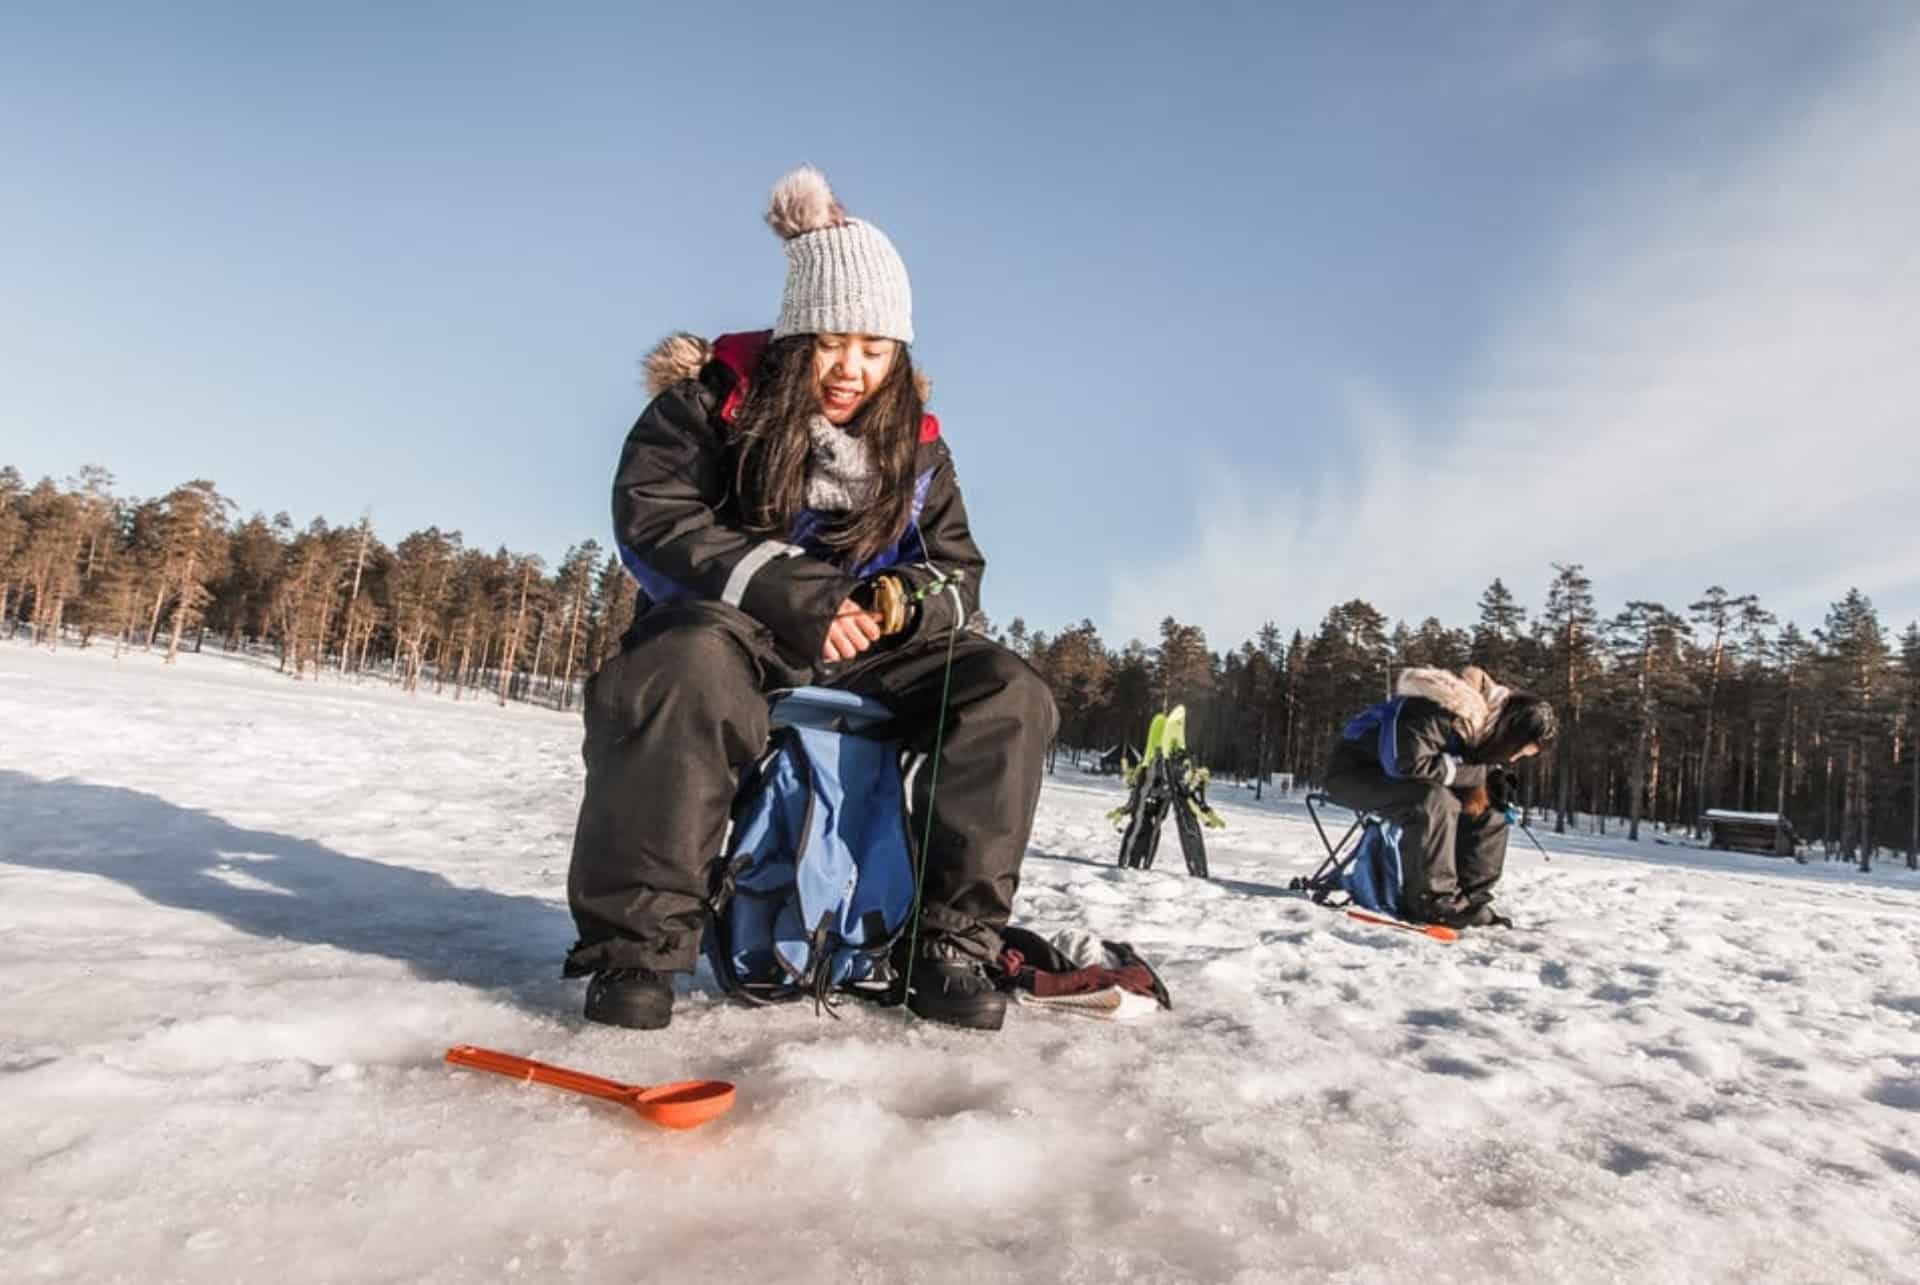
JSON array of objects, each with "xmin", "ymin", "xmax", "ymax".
[
  {"xmin": 1422, "ymin": 898, "xmax": 1511, "ymax": 930},
  {"xmin": 907, "ymin": 938, "xmax": 1007, "ymax": 1031},
  {"xmin": 583, "ymin": 967, "xmax": 674, "ymax": 1030}
]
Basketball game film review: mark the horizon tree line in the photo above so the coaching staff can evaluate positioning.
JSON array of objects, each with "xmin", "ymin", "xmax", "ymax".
[
  {"xmin": 4, "ymin": 462, "xmax": 1916, "ymax": 870},
  {"xmin": 1004, "ymin": 573, "xmax": 1917, "ymax": 872},
  {"xmin": 0, "ymin": 464, "xmax": 637, "ymax": 710}
]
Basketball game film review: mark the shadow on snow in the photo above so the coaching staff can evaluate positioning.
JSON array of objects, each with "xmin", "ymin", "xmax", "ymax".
[{"xmin": 0, "ymin": 769, "xmax": 573, "ymax": 1015}]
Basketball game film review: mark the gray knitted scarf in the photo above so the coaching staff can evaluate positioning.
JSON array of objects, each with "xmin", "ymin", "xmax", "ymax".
[{"xmin": 804, "ymin": 413, "xmax": 878, "ymax": 513}]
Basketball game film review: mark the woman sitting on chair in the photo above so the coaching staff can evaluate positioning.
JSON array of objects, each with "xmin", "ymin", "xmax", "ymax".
[{"xmin": 563, "ymin": 168, "xmax": 1056, "ymax": 1032}]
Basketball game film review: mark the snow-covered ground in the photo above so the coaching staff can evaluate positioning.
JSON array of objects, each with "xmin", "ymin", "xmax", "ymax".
[{"xmin": 3, "ymin": 644, "xmax": 1918, "ymax": 1284}]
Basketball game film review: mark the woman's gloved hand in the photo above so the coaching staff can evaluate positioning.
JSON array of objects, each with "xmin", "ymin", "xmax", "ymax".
[{"xmin": 1486, "ymin": 765, "xmax": 1514, "ymax": 813}]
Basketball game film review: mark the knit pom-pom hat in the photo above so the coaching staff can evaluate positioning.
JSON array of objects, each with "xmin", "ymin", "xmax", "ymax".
[{"xmin": 765, "ymin": 166, "xmax": 913, "ymax": 344}]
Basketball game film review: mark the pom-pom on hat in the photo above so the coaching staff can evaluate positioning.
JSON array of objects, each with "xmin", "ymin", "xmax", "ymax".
[{"xmin": 766, "ymin": 166, "xmax": 913, "ymax": 345}]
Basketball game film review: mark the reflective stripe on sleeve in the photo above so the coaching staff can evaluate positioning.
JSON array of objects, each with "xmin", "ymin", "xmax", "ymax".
[{"xmin": 721, "ymin": 540, "xmax": 803, "ymax": 607}]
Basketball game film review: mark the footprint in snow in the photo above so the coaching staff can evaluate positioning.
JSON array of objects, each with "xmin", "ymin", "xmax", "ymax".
[
  {"xmin": 1603, "ymin": 1142, "xmax": 1662, "ymax": 1176},
  {"xmin": 1866, "ymin": 1077, "xmax": 1920, "ymax": 1112}
]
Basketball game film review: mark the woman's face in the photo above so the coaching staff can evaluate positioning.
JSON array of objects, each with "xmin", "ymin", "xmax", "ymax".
[{"xmin": 812, "ymin": 333, "xmax": 897, "ymax": 425}]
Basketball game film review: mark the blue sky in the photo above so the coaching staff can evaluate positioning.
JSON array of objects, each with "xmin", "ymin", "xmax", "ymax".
[{"xmin": 4, "ymin": 2, "xmax": 1915, "ymax": 649}]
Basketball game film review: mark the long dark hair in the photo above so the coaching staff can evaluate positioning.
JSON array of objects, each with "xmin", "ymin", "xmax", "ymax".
[
  {"xmin": 1477, "ymin": 692, "xmax": 1559, "ymax": 764},
  {"xmin": 732, "ymin": 334, "xmax": 923, "ymax": 570}
]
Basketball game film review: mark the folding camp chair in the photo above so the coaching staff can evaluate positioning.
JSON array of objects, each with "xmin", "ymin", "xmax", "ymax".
[
  {"xmin": 1291, "ymin": 792, "xmax": 1363, "ymax": 900},
  {"xmin": 1289, "ymin": 791, "xmax": 1403, "ymax": 916}
]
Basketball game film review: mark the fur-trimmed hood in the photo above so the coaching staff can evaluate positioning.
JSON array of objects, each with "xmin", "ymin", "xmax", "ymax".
[
  {"xmin": 643, "ymin": 331, "xmax": 716, "ymax": 397},
  {"xmin": 1394, "ymin": 666, "xmax": 1512, "ymax": 745},
  {"xmin": 642, "ymin": 330, "xmax": 933, "ymax": 404}
]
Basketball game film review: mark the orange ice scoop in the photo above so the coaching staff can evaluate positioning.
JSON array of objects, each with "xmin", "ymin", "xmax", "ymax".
[{"xmin": 444, "ymin": 1045, "xmax": 736, "ymax": 1131}]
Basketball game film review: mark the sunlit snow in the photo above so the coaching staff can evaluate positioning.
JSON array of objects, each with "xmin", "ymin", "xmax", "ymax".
[{"xmin": 3, "ymin": 644, "xmax": 1917, "ymax": 1283}]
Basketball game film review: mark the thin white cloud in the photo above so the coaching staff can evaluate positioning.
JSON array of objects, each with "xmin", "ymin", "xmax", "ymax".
[
  {"xmin": 1112, "ymin": 19, "xmax": 1920, "ymax": 644},
  {"xmin": 1501, "ymin": 0, "xmax": 1734, "ymax": 85}
]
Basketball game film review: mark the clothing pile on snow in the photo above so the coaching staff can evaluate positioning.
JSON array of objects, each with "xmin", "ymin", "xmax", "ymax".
[{"xmin": 996, "ymin": 926, "xmax": 1172, "ymax": 1021}]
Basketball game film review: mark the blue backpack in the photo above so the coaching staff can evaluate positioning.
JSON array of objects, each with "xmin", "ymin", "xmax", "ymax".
[
  {"xmin": 1338, "ymin": 819, "xmax": 1407, "ymax": 917},
  {"xmin": 1341, "ymin": 697, "xmax": 1409, "ymax": 778},
  {"xmin": 1343, "ymin": 695, "xmax": 1470, "ymax": 781},
  {"xmin": 704, "ymin": 687, "xmax": 919, "ymax": 1005},
  {"xmin": 1295, "ymin": 793, "xmax": 1408, "ymax": 918}
]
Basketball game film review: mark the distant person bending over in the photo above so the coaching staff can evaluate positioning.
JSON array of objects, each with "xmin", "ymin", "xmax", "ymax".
[
  {"xmin": 563, "ymin": 167, "xmax": 1056, "ymax": 1032},
  {"xmin": 1322, "ymin": 666, "xmax": 1557, "ymax": 927}
]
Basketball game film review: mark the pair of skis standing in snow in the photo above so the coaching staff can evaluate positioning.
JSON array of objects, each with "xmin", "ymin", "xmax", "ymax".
[{"xmin": 1109, "ymin": 705, "xmax": 1224, "ymax": 879}]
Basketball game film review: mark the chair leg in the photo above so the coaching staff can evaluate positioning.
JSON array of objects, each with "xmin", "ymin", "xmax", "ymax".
[{"xmin": 1297, "ymin": 793, "xmax": 1382, "ymax": 898}]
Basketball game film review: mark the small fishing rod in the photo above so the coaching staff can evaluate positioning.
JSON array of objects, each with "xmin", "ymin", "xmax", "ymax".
[{"xmin": 1504, "ymin": 803, "xmax": 1553, "ymax": 862}]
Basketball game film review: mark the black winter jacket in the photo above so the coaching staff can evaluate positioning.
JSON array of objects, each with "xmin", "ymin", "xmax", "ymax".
[
  {"xmin": 611, "ymin": 331, "xmax": 985, "ymax": 663},
  {"xmin": 1325, "ymin": 694, "xmax": 1491, "ymax": 791}
]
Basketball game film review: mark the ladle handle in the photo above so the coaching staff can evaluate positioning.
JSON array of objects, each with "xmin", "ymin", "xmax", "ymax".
[{"xmin": 445, "ymin": 1045, "xmax": 636, "ymax": 1104}]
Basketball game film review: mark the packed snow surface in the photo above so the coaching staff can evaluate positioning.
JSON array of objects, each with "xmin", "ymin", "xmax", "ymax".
[{"xmin": 3, "ymin": 644, "xmax": 1918, "ymax": 1284}]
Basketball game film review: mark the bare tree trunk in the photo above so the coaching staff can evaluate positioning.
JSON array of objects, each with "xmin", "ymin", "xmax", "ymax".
[
  {"xmin": 1628, "ymin": 719, "xmax": 1649, "ymax": 841},
  {"xmin": 559, "ymin": 590, "xmax": 584, "ymax": 712},
  {"xmin": 165, "ymin": 553, "xmax": 197, "ymax": 663},
  {"xmin": 1823, "ymin": 750, "xmax": 1837, "ymax": 858},
  {"xmin": 339, "ymin": 519, "xmax": 370, "ymax": 674},
  {"xmin": 44, "ymin": 592, "xmax": 68, "ymax": 650},
  {"xmin": 1627, "ymin": 627, "xmax": 1654, "ymax": 841},
  {"xmin": 1555, "ymin": 728, "xmax": 1573, "ymax": 834},
  {"xmin": 1776, "ymin": 673, "xmax": 1797, "ymax": 820},
  {"xmin": 145, "ymin": 584, "xmax": 168, "ymax": 649},
  {"xmin": 321, "ymin": 605, "xmax": 336, "ymax": 674},
  {"xmin": 1909, "ymin": 715, "xmax": 1918, "ymax": 869},
  {"xmin": 1282, "ymin": 680, "xmax": 1298, "ymax": 784},
  {"xmin": 1646, "ymin": 729, "xmax": 1663, "ymax": 834},
  {"xmin": 453, "ymin": 624, "xmax": 474, "ymax": 702},
  {"xmin": 1856, "ymin": 738, "xmax": 1873, "ymax": 872},
  {"xmin": 1252, "ymin": 709, "xmax": 1268, "ymax": 801},
  {"xmin": 497, "ymin": 562, "xmax": 533, "ymax": 707},
  {"xmin": 529, "ymin": 612, "xmax": 550, "ymax": 699},
  {"xmin": 288, "ymin": 608, "xmax": 306, "ymax": 680}
]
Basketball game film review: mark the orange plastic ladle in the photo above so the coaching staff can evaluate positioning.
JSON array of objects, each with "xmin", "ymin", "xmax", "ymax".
[{"xmin": 444, "ymin": 1045, "xmax": 736, "ymax": 1130}]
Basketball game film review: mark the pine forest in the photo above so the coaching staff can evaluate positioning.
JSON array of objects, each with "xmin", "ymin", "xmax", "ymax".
[{"xmin": 5, "ymin": 463, "xmax": 1917, "ymax": 869}]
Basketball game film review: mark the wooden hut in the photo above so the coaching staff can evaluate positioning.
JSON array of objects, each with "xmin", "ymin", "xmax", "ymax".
[{"xmin": 1701, "ymin": 809, "xmax": 1796, "ymax": 857}]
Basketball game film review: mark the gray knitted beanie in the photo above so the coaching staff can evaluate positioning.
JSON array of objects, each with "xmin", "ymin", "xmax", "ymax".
[{"xmin": 766, "ymin": 166, "xmax": 913, "ymax": 344}]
